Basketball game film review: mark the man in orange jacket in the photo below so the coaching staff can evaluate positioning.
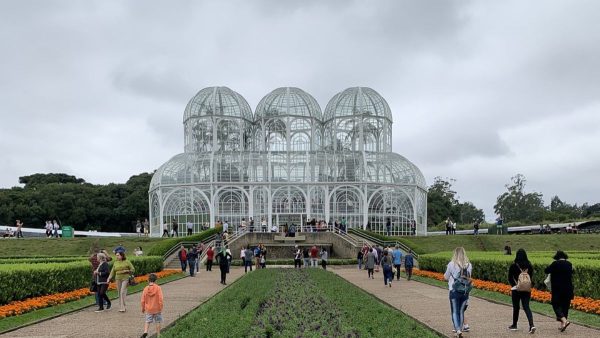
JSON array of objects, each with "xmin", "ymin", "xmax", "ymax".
[{"xmin": 140, "ymin": 273, "xmax": 164, "ymax": 338}]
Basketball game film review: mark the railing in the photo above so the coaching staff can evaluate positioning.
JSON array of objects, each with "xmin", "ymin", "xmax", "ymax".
[
  {"xmin": 348, "ymin": 228, "xmax": 419, "ymax": 260},
  {"xmin": 161, "ymin": 234, "xmax": 217, "ymax": 262}
]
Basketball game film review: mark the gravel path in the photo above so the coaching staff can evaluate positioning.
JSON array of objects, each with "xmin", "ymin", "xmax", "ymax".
[
  {"xmin": 1, "ymin": 267, "xmax": 244, "ymax": 338},
  {"xmin": 332, "ymin": 266, "xmax": 599, "ymax": 338}
]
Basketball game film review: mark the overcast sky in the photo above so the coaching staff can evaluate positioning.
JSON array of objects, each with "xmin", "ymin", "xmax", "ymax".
[{"xmin": 1, "ymin": 0, "xmax": 599, "ymax": 221}]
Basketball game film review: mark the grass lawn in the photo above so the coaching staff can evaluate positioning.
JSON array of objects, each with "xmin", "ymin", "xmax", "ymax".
[
  {"xmin": 408, "ymin": 273, "xmax": 600, "ymax": 329},
  {"xmin": 162, "ymin": 268, "xmax": 440, "ymax": 337},
  {"xmin": 394, "ymin": 234, "xmax": 600, "ymax": 255},
  {"xmin": 0, "ymin": 272, "xmax": 186, "ymax": 334}
]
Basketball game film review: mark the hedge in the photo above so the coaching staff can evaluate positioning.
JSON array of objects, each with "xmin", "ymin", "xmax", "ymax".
[
  {"xmin": 146, "ymin": 228, "xmax": 220, "ymax": 256},
  {"xmin": 419, "ymin": 252, "xmax": 600, "ymax": 299},
  {"xmin": 0, "ymin": 256, "xmax": 163, "ymax": 304},
  {"xmin": 0, "ymin": 257, "xmax": 88, "ymax": 265}
]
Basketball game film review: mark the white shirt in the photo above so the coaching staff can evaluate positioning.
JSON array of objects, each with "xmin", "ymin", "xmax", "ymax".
[
  {"xmin": 223, "ymin": 222, "xmax": 229, "ymax": 232},
  {"xmin": 187, "ymin": 222, "xmax": 193, "ymax": 230},
  {"xmin": 444, "ymin": 261, "xmax": 473, "ymax": 290}
]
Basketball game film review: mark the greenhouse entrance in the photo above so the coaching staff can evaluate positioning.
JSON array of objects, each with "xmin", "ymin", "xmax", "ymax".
[{"xmin": 274, "ymin": 213, "xmax": 304, "ymax": 231}]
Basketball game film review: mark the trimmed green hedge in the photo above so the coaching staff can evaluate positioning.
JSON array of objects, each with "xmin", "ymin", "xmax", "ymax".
[
  {"xmin": 0, "ymin": 256, "xmax": 163, "ymax": 304},
  {"xmin": 146, "ymin": 228, "xmax": 220, "ymax": 256},
  {"xmin": 0, "ymin": 257, "xmax": 88, "ymax": 265},
  {"xmin": 419, "ymin": 252, "xmax": 600, "ymax": 299}
]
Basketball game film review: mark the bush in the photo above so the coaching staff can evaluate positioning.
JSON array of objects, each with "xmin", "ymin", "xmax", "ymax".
[
  {"xmin": 0, "ymin": 257, "xmax": 88, "ymax": 264},
  {"xmin": 0, "ymin": 256, "xmax": 163, "ymax": 304},
  {"xmin": 419, "ymin": 251, "xmax": 600, "ymax": 299}
]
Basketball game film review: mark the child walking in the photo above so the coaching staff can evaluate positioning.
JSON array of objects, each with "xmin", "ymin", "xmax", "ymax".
[{"xmin": 140, "ymin": 273, "xmax": 164, "ymax": 338}]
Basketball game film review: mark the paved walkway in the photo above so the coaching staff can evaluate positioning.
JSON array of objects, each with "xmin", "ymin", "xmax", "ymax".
[
  {"xmin": 0, "ymin": 267, "xmax": 244, "ymax": 338},
  {"xmin": 332, "ymin": 266, "xmax": 599, "ymax": 337}
]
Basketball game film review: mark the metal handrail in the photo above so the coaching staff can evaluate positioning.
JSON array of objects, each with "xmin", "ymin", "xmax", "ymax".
[
  {"xmin": 348, "ymin": 228, "xmax": 419, "ymax": 260},
  {"xmin": 161, "ymin": 234, "xmax": 217, "ymax": 262}
]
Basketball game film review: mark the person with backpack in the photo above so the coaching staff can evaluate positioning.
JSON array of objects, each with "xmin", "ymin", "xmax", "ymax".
[
  {"xmin": 444, "ymin": 247, "xmax": 472, "ymax": 338},
  {"xmin": 404, "ymin": 250, "xmax": 414, "ymax": 281},
  {"xmin": 381, "ymin": 249, "xmax": 393, "ymax": 287},
  {"xmin": 508, "ymin": 248, "xmax": 536, "ymax": 334}
]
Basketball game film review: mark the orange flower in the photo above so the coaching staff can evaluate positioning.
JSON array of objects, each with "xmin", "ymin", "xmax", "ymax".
[
  {"xmin": 0, "ymin": 270, "xmax": 181, "ymax": 319},
  {"xmin": 413, "ymin": 269, "xmax": 600, "ymax": 315}
]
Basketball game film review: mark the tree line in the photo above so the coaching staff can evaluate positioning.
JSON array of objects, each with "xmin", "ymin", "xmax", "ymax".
[
  {"xmin": 0, "ymin": 173, "xmax": 151, "ymax": 232},
  {"xmin": 427, "ymin": 174, "xmax": 600, "ymax": 226}
]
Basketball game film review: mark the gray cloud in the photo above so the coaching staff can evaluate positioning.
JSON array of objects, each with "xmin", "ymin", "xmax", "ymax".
[{"xmin": 1, "ymin": 0, "xmax": 599, "ymax": 221}]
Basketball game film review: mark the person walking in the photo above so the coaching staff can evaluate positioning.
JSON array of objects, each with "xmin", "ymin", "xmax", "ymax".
[
  {"xmin": 244, "ymin": 246, "xmax": 253, "ymax": 273},
  {"xmin": 109, "ymin": 251, "xmax": 135, "ymax": 312},
  {"xmin": 140, "ymin": 273, "xmax": 164, "ymax": 338},
  {"xmin": 186, "ymin": 221, "xmax": 193, "ymax": 236},
  {"xmin": 136, "ymin": 220, "xmax": 142, "ymax": 237},
  {"xmin": 143, "ymin": 218, "xmax": 149, "ymax": 237},
  {"xmin": 178, "ymin": 245, "xmax": 187, "ymax": 272},
  {"xmin": 404, "ymin": 250, "xmax": 414, "ymax": 281},
  {"xmin": 365, "ymin": 248, "xmax": 376, "ymax": 279},
  {"xmin": 187, "ymin": 247, "xmax": 198, "ymax": 277},
  {"xmin": 310, "ymin": 245, "xmax": 319, "ymax": 267},
  {"xmin": 15, "ymin": 220, "xmax": 24, "ymax": 238},
  {"xmin": 89, "ymin": 248, "xmax": 112, "ymax": 308},
  {"xmin": 507, "ymin": 248, "xmax": 536, "ymax": 334},
  {"xmin": 216, "ymin": 247, "xmax": 232, "ymax": 285},
  {"xmin": 381, "ymin": 249, "xmax": 393, "ymax": 287},
  {"xmin": 385, "ymin": 218, "xmax": 391, "ymax": 236},
  {"xmin": 320, "ymin": 248, "xmax": 328, "ymax": 270},
  {"xmin": 444, "ymin": 247, "xmax": 472, "ymax": 338},
  {"xmin": 544, "ymin": 250, "xmax": 574, "ymax": 332},
  {"xmin": 93, "ymin": 253, "xmax": 111, "ymax": 312},
  {"xmin": 52, "ymin": 220, "xmax": 60, "ymax": 238},
  {"xmin": 171, "ymin": 219, "xmax": 178, "ymax": 237},
  {"xmin": 303, "ymin": 247, "xmax": 310, "ymax": 268},
  {"xmin": 357, "ymin": 250, "xmax": 364, "ymax": 270},
  {"xmin": 392, "ymin": 245, "xmax": 402, "ymax": 281},
  {"xmin": 294, "ymin": 245, "xmax": 302, "ymax": 269},
  {"xmin": 206, "ymin": 246, "xmax": 214, "ymax": 271}
]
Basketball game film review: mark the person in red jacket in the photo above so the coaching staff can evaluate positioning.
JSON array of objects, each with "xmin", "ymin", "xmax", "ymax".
[
  {"xmin": 206, "ymin": 246, "xmax": 214, "ymax": 271},
  {"xmin": 140, "ymin": 273, "xmax": 164, "ymax": 338},
  {"xmin": 178, "ymin": 245, "xmax": 187, "ymax": 272},
  {"xmin": 310, "ymin": 245, "xmax": 319, "ymax": 267}
]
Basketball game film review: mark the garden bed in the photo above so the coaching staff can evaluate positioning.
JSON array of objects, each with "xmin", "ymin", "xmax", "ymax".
[{"xmin": 162, "ymin": 268, "xmax": 440, "ymax": 337}]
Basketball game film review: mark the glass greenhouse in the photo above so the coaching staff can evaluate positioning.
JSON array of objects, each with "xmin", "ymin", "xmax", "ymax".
[{"xmin": 149, "ymin": 87, "xmax": 427, "ymax": 236}]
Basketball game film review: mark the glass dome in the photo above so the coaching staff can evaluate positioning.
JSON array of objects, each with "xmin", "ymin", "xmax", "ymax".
[
  {"xmin": 254, "ymin": 87, "xmax": 322, "ymax": 121},
  {"xmin": 183, "ymin": 86, "xmax": 253, "ymax": 122},
  {"xmin": 323, "ymin": 87, "xmax": 392, "ymax": 122}
]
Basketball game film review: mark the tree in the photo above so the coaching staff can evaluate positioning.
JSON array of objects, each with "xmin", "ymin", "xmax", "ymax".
[
  {"xmin": 427, "ymin": 177, "xmax": 485, "ymax": 226},
  {"xmin": 494, "ymin": 174, "xmax": 545, "ymax": 223},
  {"xmin": 19, "ymin": 173, "xmax": 85, "ymax": 187}
]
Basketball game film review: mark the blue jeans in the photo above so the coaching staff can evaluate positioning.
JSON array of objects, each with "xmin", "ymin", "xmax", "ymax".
[
  {"xmin": 383, "ymin": 265, "xmax": 393, "ymax": 285},
  {"xmin": 358, "ymin": 258, "xmax": 363, "ymax": 270},
  {"xmin": 188, "ymin": 260, "xmax": 196, "ymax": 276},
  {"xmin": 449, "ymin": 290, "xmax": 469, "ymax": 332}
]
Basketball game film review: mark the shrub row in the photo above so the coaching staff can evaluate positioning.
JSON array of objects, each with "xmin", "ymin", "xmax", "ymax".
[
  {"xmin": 0, "ymin": 256, "xmax": 163, "ymax": 304},
  {"xmin": 146, "ymin": 228, "xmax": 220, "ymax": 256},
  {"xmin": 0, "ymin": 257, "xmax": 88, "ymax": 265},
  {"xmin": 419, "ymin": 252, "xmax": 600, "ymax": 299}
]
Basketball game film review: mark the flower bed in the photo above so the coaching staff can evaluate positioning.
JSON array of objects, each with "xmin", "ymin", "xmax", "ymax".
[
  {"xmin": 412, "ymin": 269, "xmax": 600, "ymax": 315},
  {"xmin": 0, "ymin": 269, "xmax": 181, "ymax": 319}
]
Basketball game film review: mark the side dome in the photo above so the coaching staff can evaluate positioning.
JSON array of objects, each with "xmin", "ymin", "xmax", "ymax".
[
  {"xmin": 254, "ymin": 87, "xmax": 322, "ymax": 121},
  {"xmin": 150, "ymin": 153, "xmax": 213, "ymax": 190},
  {"xmin": 323, "ymin": 87, "xmax": 392, "ymax": 122},
  {"xmin": 183, "ymin": 86, "xmax": 253, "ymax": 122}
]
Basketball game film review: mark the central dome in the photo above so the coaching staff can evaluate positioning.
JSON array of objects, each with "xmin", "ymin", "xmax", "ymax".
[
  {"xmin": 183, "ymin": 86, "xmax": 253, "ymax": 122},
  {"xmin": 254, "ymin": 87, "xmax": 322, "ymax": 121},
  {"xmin": 323, "ymin": 87, "xmax": 392, "ymax": 122}
]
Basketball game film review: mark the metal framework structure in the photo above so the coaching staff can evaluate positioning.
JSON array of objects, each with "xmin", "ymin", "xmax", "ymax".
[{"xmin": 149, "ymin": 87, "xmax": 427, "ymax": 236}]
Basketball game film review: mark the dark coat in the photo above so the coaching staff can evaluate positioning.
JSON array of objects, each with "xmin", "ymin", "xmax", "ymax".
[
  {"xmin": 96, "ymin": 261, "xmax": 110, "ymax": 284},
  {"xmin": 545, "ymin": 259, "xmax": 574, "ymax": 301}
]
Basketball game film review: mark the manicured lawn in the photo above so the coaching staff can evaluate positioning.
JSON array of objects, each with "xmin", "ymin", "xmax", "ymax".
[
  {"xmin": 0, "ymin": 272, "xmax": 186, "ymax": 334},
  {"xmin": 162, "ymin": 268, "xmax": 440, "ymax": 337},
  {"xmin": 394, "ymin": 234, "xmax": 600, "ymax": 255}
]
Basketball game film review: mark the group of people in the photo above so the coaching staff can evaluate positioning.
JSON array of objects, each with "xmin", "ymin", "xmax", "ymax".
[
  {"xmin": 443, "ymin": 247, "xmax": 575, "ymax": 337},
  {"xmin": 135, "ymin": 219, "xmax": 150, "ymax": 237},
  {"xmin": 44, "ymin": 220, "xmax": 61, "ymax": 238},
  {"xmin": 178, "ymin": 242, "xmax": 206, "ymax": 276},
  {"xmin": 292, "ymin": 245, "xmax": 329, "ymax": 269},
  {"xmin": 446, "ymin": 218, "xmax": 458, "ymax": 235},
  {"xmin": 241, "ymin": 243, "xmax": 268, "ymax": 272},
  {"xmin": 89, "ymin": 246, "xmax": 164, "ymax": 338},
  {"xmin": 358, "ymin": 244, "xmax": 415, "ymax": 285}
]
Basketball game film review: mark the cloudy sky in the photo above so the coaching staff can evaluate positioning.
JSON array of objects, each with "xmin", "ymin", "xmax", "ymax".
[{"xmin": 1, "ymin": 0, "xmax": 599, "ymax": 220}]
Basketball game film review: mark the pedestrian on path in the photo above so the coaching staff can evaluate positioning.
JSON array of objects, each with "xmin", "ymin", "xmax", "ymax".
[
  {"xmin": 217, "ymin": 247, "xmax": 232, "ymax": 285},
  {"xmin": 294, "ymin": 245, "xmax": 302, "ymax": 269},
  {"xmin": 303, "ymin": 247, "xmax": 310, "ymax": 268},
  {"xmin": 444, "ymin": 247, "xmax": 472, "ymax": 338},
  {"xmin": 93, "ymin": 253, "xmax": 111, "ymax": 312},
  {"xmin": 89, "ymin": 248, "xmax": 111, "ymax": 307},
  {"xmin": 544, "ymin": 250, "xmax": 574, "ymax": 332},
  {"xmin": 392, "ymin": 245, "xmax": 402, "ymax": 281},
  {"xmin": 508, "ymin": 248, "xmax": 536, "ymax": 334},
  {"xmin": 206, "ymin": 246, "xmax": 214, "ymax": 271},
  {"xmin": 178, "ymin": 245, "xmax": 187, "ymax": 272},
  {"xmin": 140, "ymin": 273, "xmax": 163, "ymax": 338},
  {"xmin": 404, "ymin": 250, "xmax": 414, "ymax": 280},
  {"xmin": 187, "ymin": 247, "xmax": 198, "ymax": 277},
  {"xmin": 357, "ymin": 250, "xmax": 364, "ymax": 270},
  {"xmin": 244, "ymin": 246, "xmax": 253, "ymax": 273},
  {"xmin": 320, "ymin": 248, "xmax": 328, "ymax": 270},
  {"xmin": 381, "ymin": 249, "xmax": 393, "ymax": 287},
  {"xmin": 109, "ymin": 251, "xmax": 135, "ymax": 312},
  {"xmin": 365, "ymin": 248, "xmax": 375, "ymax": 279},
  {"xmin": 310, "ymin": 245, "xmax": 319, "ymax": 267}
]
